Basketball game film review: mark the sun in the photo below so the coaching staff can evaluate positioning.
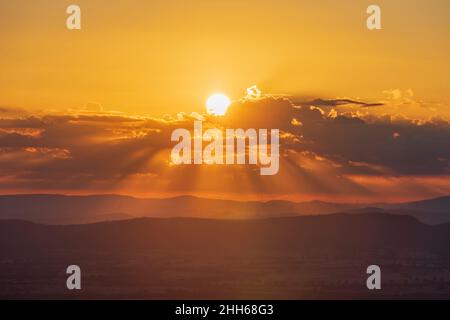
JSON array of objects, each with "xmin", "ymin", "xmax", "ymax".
[{"xmin": 206, "ymin": 93, "xmax": 231, "ymax": 116}]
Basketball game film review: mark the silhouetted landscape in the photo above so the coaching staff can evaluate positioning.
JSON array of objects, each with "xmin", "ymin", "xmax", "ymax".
[
  {"xmin": 2, "ymin": 210, "xmax": 450, "ymax": 299},
  {"xmin": 1, "ymin": 194, "xmax": 449, "ymax": 225},
  {"xmin": 2, "ymin": 0, "xmax": 450, "ymax": 305}
]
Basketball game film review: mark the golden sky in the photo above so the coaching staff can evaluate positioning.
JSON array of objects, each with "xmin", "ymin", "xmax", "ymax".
[
  {"xmin": 1, "ymin": 0, "xmax": 449, "ymax": 115},
  {"xmin": 0, "ymin": 0, "xmax": 449, "ymax": 202}
]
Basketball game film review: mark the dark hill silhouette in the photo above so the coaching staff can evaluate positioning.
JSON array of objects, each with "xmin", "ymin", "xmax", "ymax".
[
  {"xmin": 0, "ymin": 213, "xmax": 448, "ymax": 259},
  {"xmin": 0, "ymin": 194, "xmax": 359, "ymax": 224},
  {"xmin": 2, "ymin": 213, "xmax": 450, "ymax": 299},
  {"xmin": 0, "ymin": 194, "xmax": 449, "ymax": 225},
  {"xmin": 394, "ymin": 196, "xmax": 450, "ymax": 212}
]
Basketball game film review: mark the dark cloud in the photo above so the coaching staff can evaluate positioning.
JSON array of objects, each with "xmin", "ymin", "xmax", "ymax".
[
  {"xmin": 294, "ymin": 98, "xmax": 384, "ymax": 108},
  {"xmin": 221, "ymin": 97, "xmax": 450, "ymax": 175},
  {"xmin": 0, "ymin": 117, "xmax": 45, "ymax": 128},
  {"xmin": 0, "ymin": 100, "xmax": 448, "ymax": 198}
]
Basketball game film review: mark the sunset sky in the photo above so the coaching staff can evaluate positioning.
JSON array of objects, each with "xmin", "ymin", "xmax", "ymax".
[{"xmin": 0, "ymin": 0, "xmax": 449, "ymax": 202}]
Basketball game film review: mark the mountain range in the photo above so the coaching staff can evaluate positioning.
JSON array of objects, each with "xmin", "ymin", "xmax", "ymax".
[
  {"xmin": 2, "ymin": 212, "xmax": 449, "ymax": 258},
  {"xmin": 0, "ymin": 194, "xmax": 449, "ymax": 225},
  {"xmin": 2, "ymin": 213, "xmax": 450, "ymax": 299}
]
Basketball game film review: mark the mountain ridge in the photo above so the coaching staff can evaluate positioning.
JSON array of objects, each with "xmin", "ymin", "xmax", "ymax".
[
  {"xmin": 2, "ymin": 212, "xmax": 450, "ymax": 299},
  {"xmin": 0, "ymin": 194, "xmax": 448, "ymax": 225}
]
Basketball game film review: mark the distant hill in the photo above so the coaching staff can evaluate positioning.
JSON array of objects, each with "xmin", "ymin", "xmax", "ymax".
[
  {"xmin": 2, "ymin": 213, "xmax": 450, "ymax": 299},
  {"xmin": 394, "ymin": 196, "xmax": 450, "ymax": 212},
  {"xmin": 350, "ymin": 196, "xmax": 450, "ymax": 225},
  {"xmin": 1, "ymin": 213, "xmax": 448, "ymax": 259},
  {"xmin": 0, "ymin": 194, "xmax": 360, "ymax": 224},
  {"xmin": 0, "ymin": 194, "xmax": 449, "ymax": 225}
]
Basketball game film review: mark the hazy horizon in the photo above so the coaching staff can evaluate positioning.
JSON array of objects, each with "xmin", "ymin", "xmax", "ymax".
[{"xmin": 0, "ymin": 191, "xmax": 449, "ymax": 205}]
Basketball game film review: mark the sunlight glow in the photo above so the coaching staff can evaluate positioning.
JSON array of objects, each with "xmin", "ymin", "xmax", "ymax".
[{"xmin": 206, "ymin": 94, "xmax": 231, "ymax": 116}]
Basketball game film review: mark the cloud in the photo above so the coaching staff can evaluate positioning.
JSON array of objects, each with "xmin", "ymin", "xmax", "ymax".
[
  {"xmin": 294, "ymin": 98, "xmax": 384, "ymax": 108},
  {"xmin": 0, "ymin": 96, "xmax": 448, "ymax": 201},
  {"xmin": 219, "ymin": 97, "xmax": 450, "ymax": 176}
]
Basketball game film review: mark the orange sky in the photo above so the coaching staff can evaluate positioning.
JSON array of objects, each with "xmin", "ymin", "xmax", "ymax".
[
  {"xmin": 0, "ymin": 0, "xmax": 449, "ymax": 202},
  {"xmin": 0, "ymin": 0, "xmax": 449, "ymax": 116}
]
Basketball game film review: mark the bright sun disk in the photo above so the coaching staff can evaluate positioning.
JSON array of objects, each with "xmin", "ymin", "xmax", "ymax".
[{"xmin": 206, "ymin": 94, "xmax": 231, "ymax": 116}]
